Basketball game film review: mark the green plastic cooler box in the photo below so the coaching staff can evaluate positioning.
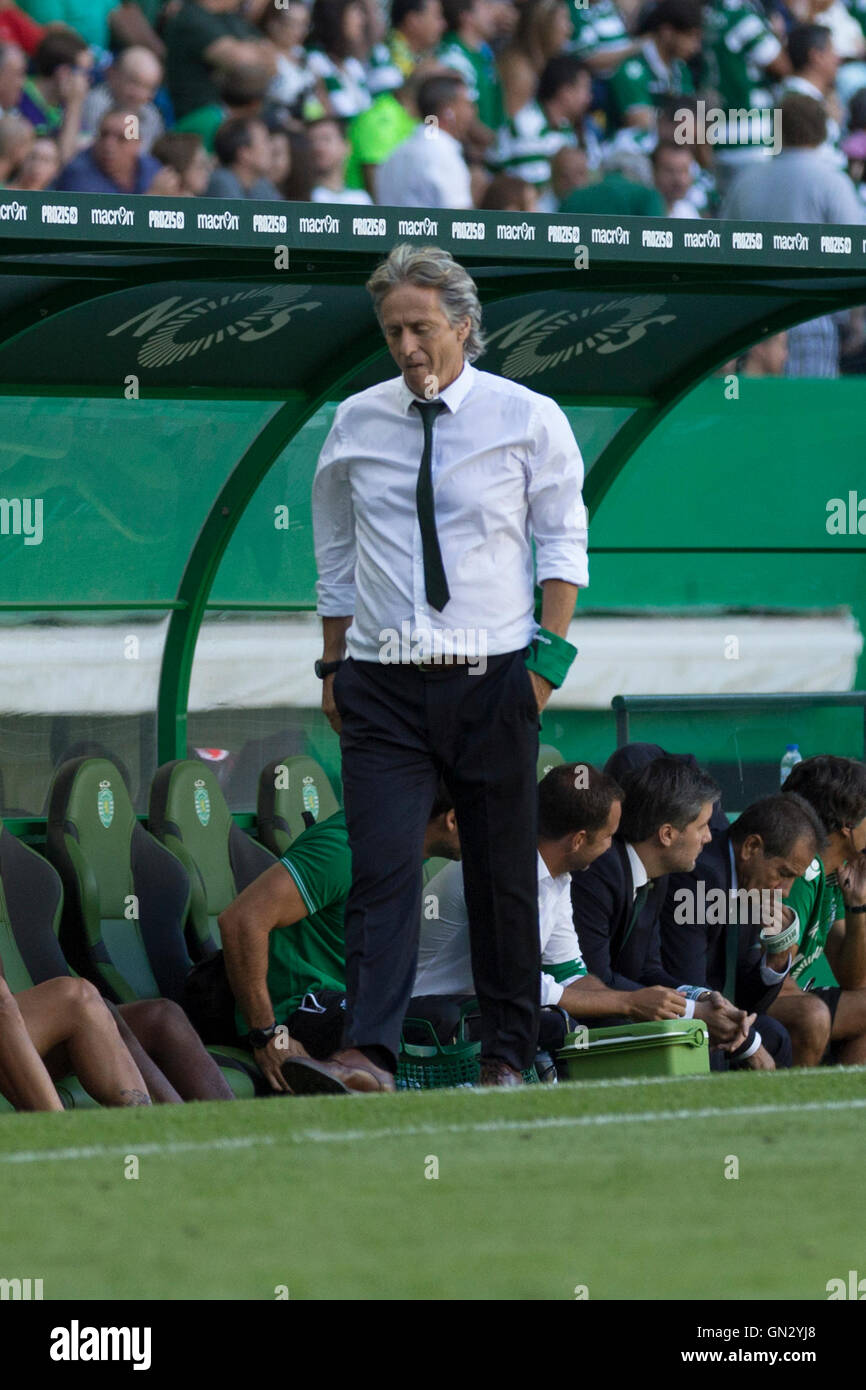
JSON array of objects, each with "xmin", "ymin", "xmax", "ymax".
[{"xmin": 557, "ymin": 1018, "xmax": 710, "ymax": 1080}]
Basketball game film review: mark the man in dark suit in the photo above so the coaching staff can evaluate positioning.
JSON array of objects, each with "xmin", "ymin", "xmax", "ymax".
[
  {"xmin": 660, "ymin": 794, "xmax": 825, "ymax": 1050},
  {"xmin": 571, "ymin": 754, "xmax": 767, "ymax": 1063}
]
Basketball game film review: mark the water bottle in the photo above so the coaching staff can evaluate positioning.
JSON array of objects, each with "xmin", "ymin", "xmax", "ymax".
[{"xmin": 780, "ymin": 744, "xmax": 802, "ymax": 785}]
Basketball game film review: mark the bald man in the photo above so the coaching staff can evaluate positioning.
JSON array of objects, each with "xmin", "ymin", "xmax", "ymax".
[{"xmin": 81, "ymin": 45, "xmax": 165, "ymax": 153}]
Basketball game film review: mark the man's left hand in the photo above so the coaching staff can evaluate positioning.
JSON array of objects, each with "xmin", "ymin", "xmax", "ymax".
[
  {"xmin": 527, "ymin": 670, "xmax": 554, "ymax": 712},
  {"xmin": 839, "ymin": 853, "xmax": 866, "ymax": 910}
]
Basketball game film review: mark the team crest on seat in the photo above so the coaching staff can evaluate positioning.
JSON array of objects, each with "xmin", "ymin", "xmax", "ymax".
[
  {"xmin": 302, "ymin": 776, "xmax": 319, "ymax": 820},
  {"xmin": 194, "ymin": 779, "xmax": 211, "ymax": 827},
  {"xmin": 97, "ymin": 780, "xmax": 114, "ymax": 829}
]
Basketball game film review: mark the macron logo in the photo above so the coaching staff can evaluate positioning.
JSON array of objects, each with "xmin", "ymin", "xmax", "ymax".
[{"xmin": 50, "ymin": 1321, "xmax": 152, "ymax": 1371}]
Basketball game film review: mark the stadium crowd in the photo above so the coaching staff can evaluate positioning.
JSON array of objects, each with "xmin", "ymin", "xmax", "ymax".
[{"xmin": 0, "ymin": 0, "xmax": 865, "ymax": 369}]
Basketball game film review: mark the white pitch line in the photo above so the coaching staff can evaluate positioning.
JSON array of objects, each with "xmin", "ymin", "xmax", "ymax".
[{"xmin": 1, "ymin": 1096, "xmax": 865, "ymax": 1165}]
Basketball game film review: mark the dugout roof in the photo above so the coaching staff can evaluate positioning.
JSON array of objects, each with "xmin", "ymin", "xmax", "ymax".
[{"xmin": 1, "ymin": 187, "xmax": 865, "ymax": 764}]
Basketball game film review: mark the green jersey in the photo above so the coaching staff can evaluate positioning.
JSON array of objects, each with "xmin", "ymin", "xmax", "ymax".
[
  {"xmin": 489, "ymin": 98, "xmax": 578, "ymax": 187},
  {"xmin": 608, "ymin": 40, "xmax": 694, "ymax": 124},
  {"xmin": 345, "ymin": 92, "xmax": 416, "ymax": 189},
  {"xmin": 700, "ymin": 0, "xmax": 782, "ymax": 111},
  {"xmin": 436, "ymin": 33, "xmax": 505, "ymax": 131},
  {"xmin": 235, "ymin": 810, "xmax": 351, "ymax": 1035},
  {"xmin": 783, "ymin": 855, "xmax": 844, "ymax": 990},
  {"xmin": 568, "ymin": 0, "xmax": 631, "ymax": 69}
]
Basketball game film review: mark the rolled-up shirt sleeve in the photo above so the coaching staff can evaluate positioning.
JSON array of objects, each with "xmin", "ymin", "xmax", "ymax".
[
  {"xmin": 526, "ymin": 399, "xmax": 589, "ymax": 589},
  {"xmin": 312, "ymin": 408, "xmax": 357, "ymax": 617}
]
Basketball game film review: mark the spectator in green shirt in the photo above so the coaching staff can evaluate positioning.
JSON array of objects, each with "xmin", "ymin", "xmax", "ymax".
[
  {"xmin": 437, "ymin": 0, "xmax": 504, "ymax": 131},
  {"xmin": 608, "ymin": 0, "xmax": 701, "ymax": 131},
  {"xmin": 212, "ymin": 781, "xmax": 460, "ymax": 1094},
  {"xmin": 18, "ymin": 0, "xmax": 163, "ymax": 55},
  {"xmin": 770, "ymin": 756, "xmax": 866, "ymax": 1067}
]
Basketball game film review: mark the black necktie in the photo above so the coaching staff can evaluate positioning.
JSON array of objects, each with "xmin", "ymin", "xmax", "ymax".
[
  {"xmin": 622, "ymin": 882, "xmax": 652, "ymax": 948},
  {"xmin": 411, "ymin": 398, "xmax": 449, "ymax": 612}
]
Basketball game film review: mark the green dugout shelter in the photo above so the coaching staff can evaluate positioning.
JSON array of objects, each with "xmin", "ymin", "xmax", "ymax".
[{"xmin": 0, "ymin": 189, "xmax": 865, "ymax": 824}]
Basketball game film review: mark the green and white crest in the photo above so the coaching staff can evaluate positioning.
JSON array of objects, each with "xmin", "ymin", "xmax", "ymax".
[
  {"xmin": 302, "ymin": 775, "xmax": 319, "ymax": 821},
  {"xmin": 97, "ymin": 780, "xmax": 114, "ymax": 829},
  {"xmin": 194, "ymin": 779, "xmax": 211, "ymax": 827}
]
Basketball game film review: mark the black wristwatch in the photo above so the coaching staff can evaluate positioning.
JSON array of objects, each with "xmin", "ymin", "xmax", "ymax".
[
  {"xmin": 314, "ymin": 658, "xmax": 343, "ymax": 679},
  {"xmin": 248, "ymin": 1021, "xmax": 279, "ymax": 1050}
]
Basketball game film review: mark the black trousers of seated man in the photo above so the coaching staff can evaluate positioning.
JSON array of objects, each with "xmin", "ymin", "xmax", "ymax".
[
  {"xmin": 406, "ymin": 994, "xmax": 568, "ymax": 1056},
  {"xmin": 333, "ymin": 650, "xmax": 541, "ymax": 1074}
]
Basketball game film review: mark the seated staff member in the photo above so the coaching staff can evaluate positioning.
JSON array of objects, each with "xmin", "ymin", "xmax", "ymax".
[
  {"xmin": 572, "ymin": 754, "xmax": 779, "ymax": 1068},
  {"xmin": 659, "ymin": 792, "xmax": 823, "ymax": 1050},
  {"xmin": 206, "ymin": 783, "xmax": 461, "ymax": 1094},
  {"xmin": 412, "ymin": 763, "xmax": 740, "ymax": 1044},
  {"xmin": 772, "ymin": 755, "xmax": 866, "ymax": 1066}
]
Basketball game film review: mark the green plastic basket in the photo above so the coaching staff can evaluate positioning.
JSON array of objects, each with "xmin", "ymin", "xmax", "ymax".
[
  {"xmin": 397, "ymin": 1004, "xmax": 540, "ymax": 1089},
  {"xmin": 397, "ymin": 1016, "xmax": 481, "ymax": 1089}
]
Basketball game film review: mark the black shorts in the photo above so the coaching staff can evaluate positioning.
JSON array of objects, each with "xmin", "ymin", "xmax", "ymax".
[{"xmin": 810, "ymin": 985, "xmax": 842, "ymax": 1025}]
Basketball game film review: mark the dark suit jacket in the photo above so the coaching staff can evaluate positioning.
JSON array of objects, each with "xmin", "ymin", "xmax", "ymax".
[
  {"xmin": 659, "ymin": 826, "xmax": 785, "ymax": 1015},
  {"xmin": 571, "ymin": 835, "xmax": 677, "ymax": 991}
]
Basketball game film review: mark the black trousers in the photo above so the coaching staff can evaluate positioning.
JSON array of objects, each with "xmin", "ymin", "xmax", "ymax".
[{"xmin": 333, "ymin": 650, "xmax": 541, "ymax": 1072}]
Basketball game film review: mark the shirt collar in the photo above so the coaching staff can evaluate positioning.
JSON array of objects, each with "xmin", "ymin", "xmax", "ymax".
[
  {"xmin": 398, "ymin": 358, "xmax": 476, "ymax": 416},
  {"xmin": 643, "ymin": 39, "xmax": 671, "ymax": 82},
  {"xmin": 625, "ymin": 841, "xmax": 649, "ymax": 895},
  {"xmin": 728, "ymin": 834, "xmax": 738, "ymax": 891}
]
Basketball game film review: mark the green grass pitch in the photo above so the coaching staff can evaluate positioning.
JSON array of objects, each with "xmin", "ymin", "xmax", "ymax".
[{"xmin": 1, "ymin": 1067, "xmax": 863, "ymax": 1300}]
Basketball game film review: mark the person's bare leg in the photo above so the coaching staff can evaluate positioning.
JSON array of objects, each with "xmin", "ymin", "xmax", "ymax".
[
  {"xmin": 831, "ymin": 990, "xmax": 866, "ymax": 1064},
  {"xmin": 0, "ymin": 980, "xmax": 64, "ymax": 1111},
  {"xmin": 118, "ymin": 999, "xmax": 235, "ymax": 1101},
  {"xmin": 104, "ymin": 1002, "xmax": 183, "ymax": 1103},
  {"xmin": 15, "ymin": 978, "xmax": 151, "ymax": 1106},
  {"xmin": 768, "ymin": 989, "xmax": 831, "ymax": 1067}
]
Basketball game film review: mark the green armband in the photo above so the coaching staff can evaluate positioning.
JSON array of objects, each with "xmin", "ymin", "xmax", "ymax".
[{"xmin": 524, "ymin": 627, "xmax": 578, "ymax": 689}]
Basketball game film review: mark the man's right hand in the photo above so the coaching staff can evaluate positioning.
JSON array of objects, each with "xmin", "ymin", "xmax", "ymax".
[
  {"xmin": 695, "ymin": 992, "xmax": 754, "ymax": 1050},
  {"xmin": 254, "ymin": 1034, "xmax": 308, "ymax": 1094},
  {"xmin": 743, "ymin": 1044, "xmax": 775, "ymax": 1071},
  {"xmin": 322, "ymin": 672, "xmax": 341, "ymax": 734},
  {"xmin": 627, "ymin": 986, "xmax": 688, "ymax": 1021}
]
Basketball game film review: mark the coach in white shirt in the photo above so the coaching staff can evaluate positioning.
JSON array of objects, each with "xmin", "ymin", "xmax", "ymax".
[
  {"xmin": 375, "ymin": 72, "xmax": 474, "ymax": 209},
  {"xmin": 282, "ymin": 243, "xmax": 588, "ymax": 1097}
]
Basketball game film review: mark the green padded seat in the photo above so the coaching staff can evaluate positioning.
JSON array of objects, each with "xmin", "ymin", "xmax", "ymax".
[
  {"xmin": 257, "ymin": 754, "xmax": 341, "ymax": 857},
  {"xmin": 0, "ymin": 819, "xmax": 99, "ymax": 1110},
  {"xmin": 149, "ymin": 759, "xmax": 275, "ymax": 956},
  {"xmin": 46, "ymin": 757, "xmax": 194, "ymax": 1005},
  {"xmin": 8, "ymin": 790, "xmax": 263, "ymax": 1101}
]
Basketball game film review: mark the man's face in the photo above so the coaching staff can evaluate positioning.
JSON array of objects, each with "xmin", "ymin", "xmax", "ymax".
[
  {"xmin": 240, "ymin": 121, "xmax": 272, "ymax": 177},
  {"xmin": 95, "ymin": 114, "xmax": 140, "ymax": 178},
  {"xmin": 0, "ymin": 46, "xmax": 25, "ymax": 110},
  {"xmin": 813, "ymin": 39, "xmax": 840, "ymax": 86},
  {"xmin": 660, "ymin": 801, "xmax": 714, "ymax": 873},
  {"xmin": 568, "ymin": 799, "xmax": 622, "ymax": 872},
  {"xmin": 558, "ymin": 73, "xmax": 591, "ymax": 122},
  {"xmin": 17, "ymin": 136, "xmax": 59, "ymax": 188},
  {"xmin": 654, "ymin": 147, "xmax": 692, "ymax": 203},
  {"xmin": 843, "ymin": 813, "xmax": 866, "ymax": 859},
  {"xmin": 665, "ymin": 24, "xmax": 702, "ymax": 60},
  {"xmin": 736, "ymin": 833, "xmax": 816, "ymax": 894},
  {"xmin": 111, "ymin": 55, "xmax": 161, "ymax": 111},
  {"xmin": 468, "ymin": 0, "xmax": 497, "ymax": 41},
  {"xmin": 309, "ymin": 119, "xmax": 347, "ymax": 176},
  {"xmin": 412, "ymin": 0, "xmax": 446, "ymax": 50},
  {"xmin": 380, "ymin": 282, "xmax": 470, "ymax": 396},
  {"xmin": 447, "ymin": 83, "xmax": 476, "ymax": 140}
]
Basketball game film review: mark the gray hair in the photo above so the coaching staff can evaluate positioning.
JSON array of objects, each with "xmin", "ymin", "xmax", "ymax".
[{"xmin": 366, "ymin": 243, "xmax": 486, "ymax": 361}]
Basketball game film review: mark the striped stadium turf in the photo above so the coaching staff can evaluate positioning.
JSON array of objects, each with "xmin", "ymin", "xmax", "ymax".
[{"xmin": 0, "ymin": 1067, "xmax": 863, "ymax": 1300}]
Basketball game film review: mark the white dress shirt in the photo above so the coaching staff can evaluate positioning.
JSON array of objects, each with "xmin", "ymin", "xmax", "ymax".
[
  {"xmin": 415, "ymin": 852, "xmax": 587, "ymax": 1005},
  {"xmin": 374, "ymin": 123, "xmax": 472, "ymax": 209},
  {"xmin": 312, "ymin": 359, "xmax": 588, "ymax": 661}
]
